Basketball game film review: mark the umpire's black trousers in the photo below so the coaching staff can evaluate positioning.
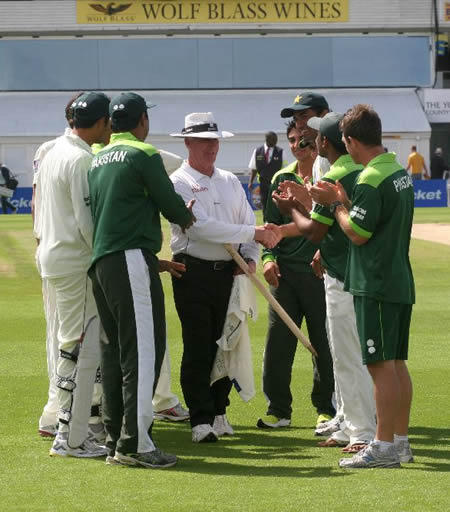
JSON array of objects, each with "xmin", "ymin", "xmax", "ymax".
[{"xmin": 172, "ymin": 254, "xmax": 234, "ymax": 428}]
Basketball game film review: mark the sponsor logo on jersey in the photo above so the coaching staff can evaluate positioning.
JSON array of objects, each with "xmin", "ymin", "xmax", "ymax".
[{"xmin": 191, "ymin": 185, "xmax": 208, "ymax": 193}]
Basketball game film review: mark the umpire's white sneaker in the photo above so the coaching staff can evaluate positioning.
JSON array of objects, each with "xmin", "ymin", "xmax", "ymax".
[
  {"xmin": 49, "ymin": 432, "xmax": 108, "ymax": 458},
  {"xmin": 192, "ymin": 424, "xmax": 218, "ymax": 443},
  {"xmin": 213, "ymin": 415, "xmax": 234, "ymax": 436}
]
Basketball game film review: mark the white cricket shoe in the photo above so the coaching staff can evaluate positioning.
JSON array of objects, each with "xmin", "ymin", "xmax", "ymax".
[
  {"xmin": 315, "ymin": 415, "xmax": 341, "ymax": 436},
  {"xmin": 339, "ymin": 442, "xmax": 401, "ymax": 469},
  {"xmin": 213, "ymin": 415, "xmax": 234, "ymax": 436},
  {"xmin": 192, "ymin": 423, "xmax": 218, "ymax": 443},
  {"xmin": 49, "ymin": 432, "xmax": 108, "ymax": 458},
  {"xmin": 395, "ymin": 439, "xmax": 414, "ymax": 463},
  {"xmin": 87, "ymin": 422, "xmax": 107, "ymax": 444},
  {"xmin": 154, "ymin": 403, "xmax": 190, "ymax": 422}
]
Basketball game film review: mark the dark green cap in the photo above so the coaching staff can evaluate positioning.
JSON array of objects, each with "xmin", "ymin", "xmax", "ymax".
[
  {"xmin": 281, "ymin": 92, "xmax": 329, "ymax": 118},
  {"xmin": 110, "ymin": 92, "xmax": 156, "ymax": 121},
  {"xmin": 72, "ymin": 92, "xmax": 110, "ymax": 122},
  {"xmin": 307, "ymin": 112, "xmax": 344, "ymax": 147}
]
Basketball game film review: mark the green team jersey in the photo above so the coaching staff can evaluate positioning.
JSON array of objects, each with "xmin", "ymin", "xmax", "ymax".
[
  {"xmin": 88, "ymin": 132, "xmax": 191, "ymax": 266},
  {"xmin": 344, "ymin": 152, "xmax": 415, "ymax": 304},
  {"xmin": 91, "ymin": 142, "xmax": 105, "ymax": 155},
  {"xmin": 310, "ymin": 154, "xmax": 363, "ymax": 281},
  {"xmin": 262, "ymin": 161, "xmax": 318, "ymax": 273}
]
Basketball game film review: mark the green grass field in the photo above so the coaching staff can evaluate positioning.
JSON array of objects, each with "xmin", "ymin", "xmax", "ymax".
[{"xmin": 1, "ymin": 209, "xmax": 449, "ymax": 511}]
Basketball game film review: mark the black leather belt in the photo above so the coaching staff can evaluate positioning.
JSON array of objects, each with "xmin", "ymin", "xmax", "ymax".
[{"xmin": 174, "ymin": 253, "xmax": 234, "ymax": 271}]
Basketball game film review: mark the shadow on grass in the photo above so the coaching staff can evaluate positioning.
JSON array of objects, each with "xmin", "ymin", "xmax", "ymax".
[
  {"xmin": 151, "ymin": 421, "xmax": 350, "ymax": 478},
  {"xmin": 402, "ymin": 426, "xmax": 450, "ymax": 472}
]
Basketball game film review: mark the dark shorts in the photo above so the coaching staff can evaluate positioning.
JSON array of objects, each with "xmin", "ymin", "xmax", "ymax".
[{"xmin": 353, "ymin": 296, "xmax": 412, "ymax": 364}]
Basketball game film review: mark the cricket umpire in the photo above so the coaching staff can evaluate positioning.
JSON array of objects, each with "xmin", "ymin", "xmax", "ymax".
[{"xmin": 169, "ymin": 112, "xmax": 278, "ymax": 443}]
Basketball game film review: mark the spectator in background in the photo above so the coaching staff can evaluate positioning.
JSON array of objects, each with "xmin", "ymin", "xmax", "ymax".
[
  {"xmin": 406, "ymin": 146, "xmax": 429, "ymax": 180},
  {"xmin": 248, "ymin": 131, "xmax": 284, "ymax": 219},
  {"xmin": 0, "ymin": 163, "xmax": 18, "ymax": 214},
  {"xmin": 430, "ymin": 147, "xmax": 447, "ymax": 179}
]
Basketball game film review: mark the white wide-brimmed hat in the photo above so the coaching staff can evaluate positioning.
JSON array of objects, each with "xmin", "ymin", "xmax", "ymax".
[{"xmin": 170, "ymin": 112, "xmax": 234, "ymax": 139}]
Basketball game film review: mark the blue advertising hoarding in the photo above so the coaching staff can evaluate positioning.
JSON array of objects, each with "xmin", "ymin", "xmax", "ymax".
[
  {"xmin": 1, "ymin": 187, "xmax": 32, "ymax": 214},
  {"xmin": 4, "ymin": 180, "xmax": 448, "ymax": 216},
  {"xmin": 414, "ymin": 180, "xmax": 448, "ymax": 207}
]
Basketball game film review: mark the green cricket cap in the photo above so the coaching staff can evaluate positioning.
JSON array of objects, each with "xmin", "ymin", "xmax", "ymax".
[
  {"xmin": 110, "ymin": 92, "xmax": 156, "ymax": 121},
  {"xmin": 307, "ymin": 112, "xmax": 344, "ymax": 147},
  {"xmin": 281, "ymin": 92, "xmax": 329, "ymax": 118},
  {"xmin": 72, "ymin": 92, "xmax": 110, "ymax": 122}
]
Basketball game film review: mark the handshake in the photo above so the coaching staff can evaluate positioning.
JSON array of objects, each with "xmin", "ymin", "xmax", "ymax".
[{"xmin": 254, "ymin": 224, "xmax": 282, "ymax": 249}]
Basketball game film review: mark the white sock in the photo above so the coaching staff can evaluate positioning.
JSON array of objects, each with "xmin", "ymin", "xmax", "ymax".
[
  {"xmin": 394, "ymin": 434, "xmax": 408, "ymax": 444},
  {"xmin": 373, "ymin": 440, "xmax": 394, "ymax": 452}
]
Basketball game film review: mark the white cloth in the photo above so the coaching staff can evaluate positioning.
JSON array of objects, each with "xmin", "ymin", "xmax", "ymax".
[
  {"xmin": 159, "ymin": 149, "xmax": 183, "ymax": 175},
  {"xmin": 324, "ymin": 274, "xmax": 376, "ymax": 445},
  {"xmin": 248, "ymin": 143, "xmax": 273, "ymax": 170},
  {"xmin": 170, "ymin": 161, "xmax": 259, "ymax": 262},
  {"xmin": 211, "ymin": 275, "xmax": 258, "ymax": 402},
  {"xmin": 36, "ymin": 133, "xmax": 94, "ymax": 278}
]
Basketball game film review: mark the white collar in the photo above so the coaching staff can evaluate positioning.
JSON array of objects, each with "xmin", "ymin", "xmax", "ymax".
[{"xmin": 181, "ymin": 160, "xmax": 217, "ymax": 180}]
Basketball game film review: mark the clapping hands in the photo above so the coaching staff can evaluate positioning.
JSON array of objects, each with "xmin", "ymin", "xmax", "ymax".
[{"xmin": 309, "ymin": 180, "xmax": 349, "ymax": 207}]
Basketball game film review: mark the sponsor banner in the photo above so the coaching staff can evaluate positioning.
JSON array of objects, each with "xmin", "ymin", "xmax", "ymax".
[
  {"xmin": 238, "ymin": 175, "xmax": 261, "ymax": 210},
  {"xmin": 414, "ymin": 179, "xmax": 448, "ymax": 207},
  {"xmin": 76, "ymin": 0, "xmax": 348, "ymax": 24},
  {"xmin": 2, "ymin": 187, "xmax": 33, "ymax": 214},
  {"xmin": 445, "ymin": 2, "xmax": 450, "ymax": 22},
  {"xmin": 423, "ymin": 89, "xmax": 450, "ymax": 123}
]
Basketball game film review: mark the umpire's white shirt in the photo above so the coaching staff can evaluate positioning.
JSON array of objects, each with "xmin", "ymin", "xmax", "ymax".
[
  {"xmin": 36, "ymin": 133, "xmax": 94, "ymax": 278},
  {"xmin": 170, "ymin": 161, "xmax": 259, "ymax": 262}
]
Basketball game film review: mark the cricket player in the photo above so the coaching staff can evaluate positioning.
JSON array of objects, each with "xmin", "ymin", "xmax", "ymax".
[
  {"xmin": 309, "ymin": 104, "xmax": 415, "ymax": 468},
  {"xmin": 36, "ymin": 92, "xmax": 111, "ymax": 458}
]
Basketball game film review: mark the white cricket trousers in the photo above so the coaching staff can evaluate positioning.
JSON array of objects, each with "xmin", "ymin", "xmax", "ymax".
[
  {"xmin": 324, "ymin": 274, "xmax": 376, "ymax": 445},
  {"xmin": 153, "ymin": 346, "xmax": 179, "ymax": 412},
  {"xmin": 49, "ymin": 273, "xmax": 100, "ymax": 438},
  {"xmin": 39, "ymin": 277, "xmax": 103, "ymax": 431}
]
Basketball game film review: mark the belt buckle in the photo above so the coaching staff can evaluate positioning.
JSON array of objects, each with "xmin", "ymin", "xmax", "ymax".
[{"xmin": 213, "ymin": 261, "xmax": 224, "ymax": 271}]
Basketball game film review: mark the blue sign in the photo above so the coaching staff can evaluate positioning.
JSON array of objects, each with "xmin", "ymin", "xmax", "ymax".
[
  {"xmin": 414, "ymin": 180, "xmax": 448, "ymax": 207},
  {"xmin": 237, "ymin": 176, "xmax": 261, "ymax": 211},
  {"xmin": 2, "ymin": 187, "xmax": 32, "ymax": 214}
]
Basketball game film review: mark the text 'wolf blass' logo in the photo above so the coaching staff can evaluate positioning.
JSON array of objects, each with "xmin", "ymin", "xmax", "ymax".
[{"xmin": 89, "ymin": 2, "xmax": 132, "ymax": 16}]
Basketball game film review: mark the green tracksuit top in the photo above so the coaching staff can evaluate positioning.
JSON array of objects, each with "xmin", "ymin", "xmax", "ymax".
[
  {"xmin": 88, "ymin": 132, "xmax": 192, "ymax": 266},
  {"xmin": 262, "ymin": 161, "xmax": 319, "ymax": 273}
]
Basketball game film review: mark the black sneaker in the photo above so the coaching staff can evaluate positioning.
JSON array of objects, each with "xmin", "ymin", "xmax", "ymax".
[{"xmin": 114, "ymin": 448, "xmax": 177, "ymax": 468}]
